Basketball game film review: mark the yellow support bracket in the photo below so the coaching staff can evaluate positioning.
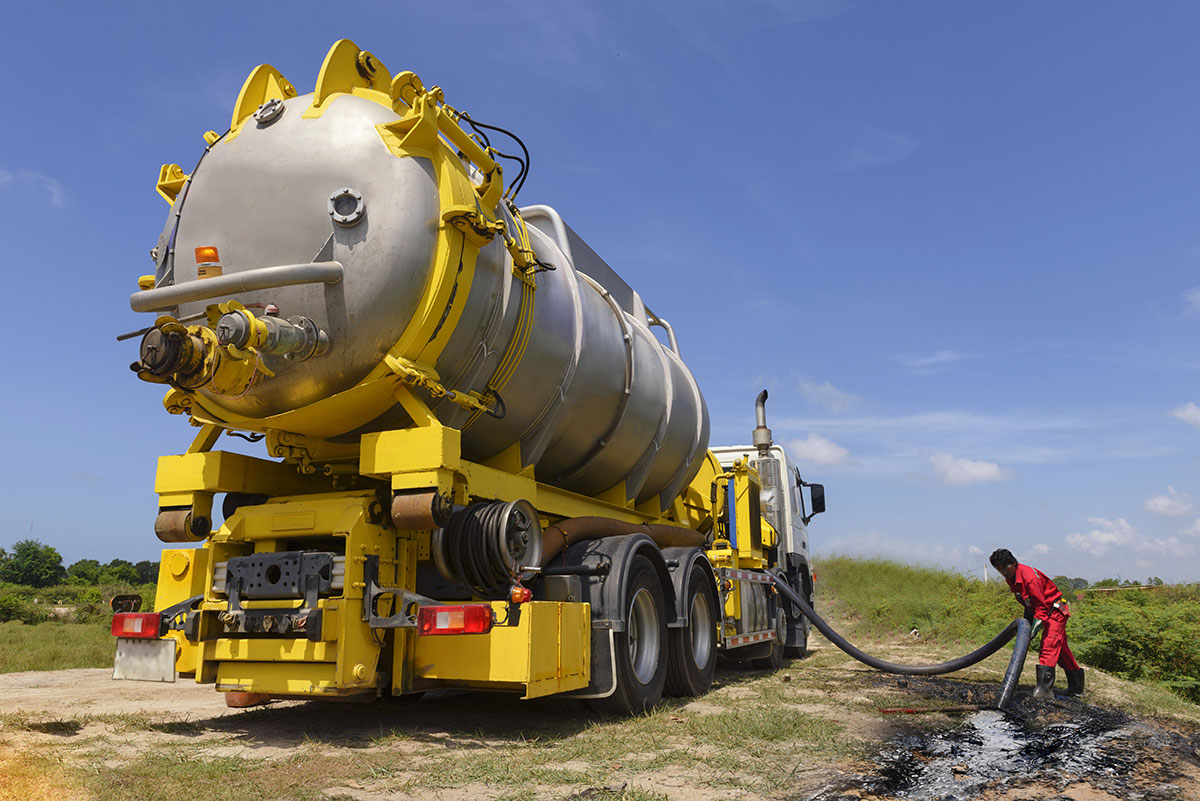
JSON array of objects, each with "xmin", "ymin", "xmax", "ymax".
[
  {"xmin": 442, "ymin": 205, "xmax": 505, "ymax": 247},
  {"xmin": 156, "ymin": 164, "xmax": 188, "ymax": 205},
  {"xmin": 384, "ymin": 355, "xmax": 496, "ymax": 417},
  {"xmin": 305, "ymin": 39, "xmax": 393, "ymax": 118},
  {"xmin": 229, "ymin": 64, "xmax": 298, "ymax": 138}
]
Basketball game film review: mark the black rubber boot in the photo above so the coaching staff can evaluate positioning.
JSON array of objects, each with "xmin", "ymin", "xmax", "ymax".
[
  {"xmin": 1065, "ymin": 668, "xmax": 1085, "ymax": 697},
  {"xmin": 1032, "ymin": 665, "xmax": 1056, "ymax": 699}
]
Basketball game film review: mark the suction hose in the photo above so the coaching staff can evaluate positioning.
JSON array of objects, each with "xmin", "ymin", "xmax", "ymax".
[
  {"xmin": 996, "ymin": 618, "xmax": 1040, "ymax": 710},
  {"xmin": 768, "ymin": 570, "xmax": 1034, "ymax": 706}
]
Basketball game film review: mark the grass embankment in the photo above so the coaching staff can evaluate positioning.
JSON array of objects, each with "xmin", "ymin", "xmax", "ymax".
[
  {"xmin": 816, "ymin": 555, "xmax": 1200, "ymax": 708},
  {"xmin": 0, "ymin": 622, "xmax": 114, "ymax": 674}
]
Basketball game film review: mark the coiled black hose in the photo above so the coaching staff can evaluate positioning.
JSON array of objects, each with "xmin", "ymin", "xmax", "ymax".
[
  {"xmin": 443, "ymin": 501, "xmax": 541, "ymax": 598},
  {"xmin": 768, "ymin": 570, "xmax": 1025, "ymax": 676}
]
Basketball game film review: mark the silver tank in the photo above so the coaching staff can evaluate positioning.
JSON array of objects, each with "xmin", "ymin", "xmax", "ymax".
[{"xmin": 154, "ymin": 92, "xmax": 709, "ymax": 510}]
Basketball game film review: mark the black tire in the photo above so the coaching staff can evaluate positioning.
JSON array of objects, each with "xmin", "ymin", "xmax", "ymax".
[
  {"xmin": 665, "ymin": 563, "xmax": 718, "ymax": 697},
  {"xmin": 591, "ymin": 555, "xmax": 668, "ymax": 715},
  {"xmin": 751, "ymin": 608, "xmax": 786, "ymax": 670}
]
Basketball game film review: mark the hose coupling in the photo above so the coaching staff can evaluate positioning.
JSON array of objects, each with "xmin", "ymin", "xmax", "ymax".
[{"xmin": 216, "ymin": 308, "xmax": 330, "ymax": 361}]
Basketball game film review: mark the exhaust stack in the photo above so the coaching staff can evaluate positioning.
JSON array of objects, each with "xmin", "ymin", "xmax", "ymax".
[{"xmin": 753, "ymin": 389, "xmax": 773, "ymax": 459}]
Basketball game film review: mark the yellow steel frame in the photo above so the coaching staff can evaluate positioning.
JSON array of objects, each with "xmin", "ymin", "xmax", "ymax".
[{"xmin": 701, "ymin": 460, "xmax": 779, "ymax": 635}]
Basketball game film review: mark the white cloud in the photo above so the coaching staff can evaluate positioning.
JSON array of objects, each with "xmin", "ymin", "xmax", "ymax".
[
  {"xmin": 1065, "ymin": 517, "xmax": 1138, "ymax": 556},
  {"xmin": 1169, "ymin": 402, "xmax": 1200, "ymax": 429},
  {"xmin": 930, "ymin": 452, "xmax": 1012, "ymax": 485},
  {"xmin": 786, "ymin": 434, "xmax": 851, "ymax": 466},
  {"xmin": 967, "ymin": 545, "xmax": 984, "ymax": 557},
  {"xmin": 843, "ymin": 131, "xmax": 916, "ymax": 170},
  {"xmin": 1066, "ymin": 516, "xmax": 1196, "ymax": 558},
  {"xmin": 1186, "ymin": 287, "xmax": 1200, "ymax": 311},
  {"xmin": 797, "ymin": 379, "xmax": 859, "ymax": 413},
  {"xmin": 0, "ymin": 168, "xmax": 67, "ymax": 207},
  {"xmin": 898, "ymin": 349, "xmax": 967, "ymax": 375},
  {"xmin": 1143, "ymin": 486, "xmax": 1194, "ymax": 517}
]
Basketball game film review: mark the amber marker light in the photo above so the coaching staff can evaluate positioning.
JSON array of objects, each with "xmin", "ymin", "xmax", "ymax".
[{"xmin": 194, "ymin": 246, "xmax": 223, "ymax": 279}]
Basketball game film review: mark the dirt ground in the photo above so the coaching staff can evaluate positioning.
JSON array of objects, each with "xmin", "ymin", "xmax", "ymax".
[{"xmin": 1, "ymin": 641, "xmax": 1198, "ymax": 801}]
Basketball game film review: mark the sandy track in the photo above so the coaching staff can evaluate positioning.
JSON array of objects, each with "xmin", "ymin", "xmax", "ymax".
[{"xmin": 0, "ymin": 668, "xmax": 259, "ymax": 718}]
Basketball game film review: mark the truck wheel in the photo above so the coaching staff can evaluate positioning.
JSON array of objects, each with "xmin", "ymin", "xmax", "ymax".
[
  {"xmin": 751, "ymin": 609, "xmax": 786, "ymax": 671},
  {"xmin": 592, "ymin": 555, "xmax": 668, "ymax": 715},
  {"xmin": 665, "ymin": 563, "xmax": 717, "ymax": 697}
]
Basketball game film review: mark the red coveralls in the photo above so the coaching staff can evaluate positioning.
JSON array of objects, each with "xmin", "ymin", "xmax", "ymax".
[{"xmin": 1006, "ymin": 564, "xmax": 1080, "ymax": 671}]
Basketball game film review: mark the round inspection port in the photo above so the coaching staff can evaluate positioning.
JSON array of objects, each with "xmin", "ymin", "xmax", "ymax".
[
  {"xmin": 265, "ymin": 564, "xmax": 282, "ymax": 585},
  {"xmin": 328, "ymin": 187, "xmax": 366, "ymax": 226},
  {"xmin": 253, "ymin": 97, "xmax": 285, "ymax": 125}
]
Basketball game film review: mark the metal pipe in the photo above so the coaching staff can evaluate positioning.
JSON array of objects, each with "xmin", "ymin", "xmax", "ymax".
[
  {"xmin": 540, "ymin": 517, "xmax": 705, "ymax": 566},
  {"xmin": 753, "ymin": 389, "xmax": 772, "ymax": 456},
  {"xmin": 130, "ymin": 261, "xmax": 344, "ymax": 313}
]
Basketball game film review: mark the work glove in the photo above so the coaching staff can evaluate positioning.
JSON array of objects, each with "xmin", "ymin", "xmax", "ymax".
[{"xmin": 1023, "ymin": 608, "xmax": 1035, "ymax": 623}]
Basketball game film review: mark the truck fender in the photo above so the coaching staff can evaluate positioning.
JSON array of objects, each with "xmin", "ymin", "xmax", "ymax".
[
  {"xmin": 554, "ymin": 532, "xmax": 676, "ymax": 699},
  {"xmin": 660, "ymin": 546, "xmax": 717, "ymax": 629},
  {"xmin": 785, "ymin": 552, "xmax": 814, "ymax": 604},
  {"xmin": 556, "ymin": 532, "xmax": 677, "ymax": 629}
]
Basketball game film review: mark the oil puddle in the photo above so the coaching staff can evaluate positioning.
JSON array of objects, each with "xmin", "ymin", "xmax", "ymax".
[{"xmin": 806, "ymin": 700, "xmax": 1195, "ymax": 801}]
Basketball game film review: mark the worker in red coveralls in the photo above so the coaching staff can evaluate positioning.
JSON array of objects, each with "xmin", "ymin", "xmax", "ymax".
[{"xmin": 989, "ymin": 548, "xmax": 1084, "ymax": 699}]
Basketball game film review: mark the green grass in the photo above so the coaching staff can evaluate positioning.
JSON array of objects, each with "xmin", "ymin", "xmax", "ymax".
[
  {"xmin": 815, "ymin": 555, "xmax": 1016, "ymax": 643},
  {"xmin": 0, "ymin": 621, "xmax": 114, "ymax": 673}
]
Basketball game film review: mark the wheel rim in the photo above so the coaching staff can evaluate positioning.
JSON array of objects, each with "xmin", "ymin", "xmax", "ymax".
[
  {"xmin": 689, "ymin": 589, "xmax": 713, "ymax": 669},
  {"xmin": 627, "ymin": 587, "xmax": 660, "ymax": 684}
]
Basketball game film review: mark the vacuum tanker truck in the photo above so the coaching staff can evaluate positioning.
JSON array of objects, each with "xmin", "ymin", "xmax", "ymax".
[{"xmin": 113, "ymin": 40, "xmax": 825, "ymax": 714}]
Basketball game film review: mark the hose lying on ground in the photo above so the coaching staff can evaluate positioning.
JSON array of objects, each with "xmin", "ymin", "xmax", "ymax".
[{"xmin": 768, "ymin": 570, "xmax": 1036, "ymax": 709}]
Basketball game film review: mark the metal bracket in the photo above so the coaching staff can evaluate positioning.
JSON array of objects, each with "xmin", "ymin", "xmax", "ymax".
[
  {"xmin": 362, "ymin": 554, "xmax": 433, "ymax": 629},
  {"xmin": 225, "ymin": 551, "xmax": 334, "ymax": 603}
]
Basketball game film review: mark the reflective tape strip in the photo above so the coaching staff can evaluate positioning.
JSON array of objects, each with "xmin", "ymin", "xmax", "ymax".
[
  {"xmin": 725, "ymin": 630, "xmax": 778, "ymax": 648},
  {"xmin": 719, "ymin": 569, "xmax": 774, "ymax": 584}
]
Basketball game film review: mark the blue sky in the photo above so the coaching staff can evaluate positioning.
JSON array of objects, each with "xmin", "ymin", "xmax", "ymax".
[{"xmin": 1, "ymin": 2, "xmax": 1198, "ymax": 582}]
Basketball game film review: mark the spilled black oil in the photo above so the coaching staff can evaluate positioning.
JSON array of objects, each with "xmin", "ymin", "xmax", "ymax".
[{"xmin": 805, "ymin": 697, "xmax": 1196, "ymax": 801}]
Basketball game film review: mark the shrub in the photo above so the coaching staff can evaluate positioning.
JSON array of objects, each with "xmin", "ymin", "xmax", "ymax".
[{"xmin": 0, "ymin": 593, "xmax": 51, "ymax": 625}]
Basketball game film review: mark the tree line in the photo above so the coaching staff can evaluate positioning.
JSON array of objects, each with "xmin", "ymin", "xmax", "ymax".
[
  {"xmin": 1052, "ymin": 575, "xmax": 1167, "ymax": 592},
  {"xmin": 0, "ymin": 539, "xmax": 158, "ymax": 588}
]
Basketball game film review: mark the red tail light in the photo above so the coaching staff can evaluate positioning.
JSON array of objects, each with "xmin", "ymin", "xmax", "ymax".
[
  {"xmin": 417, "ymin": 604, "xmax": 493, "ymax": 636},
  {"xmin": 111, "ymin": 612, "xmax": 162, "ymax": 639}
]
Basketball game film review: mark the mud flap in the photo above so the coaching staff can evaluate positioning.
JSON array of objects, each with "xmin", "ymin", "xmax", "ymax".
[
  {"xmin": 564, "ymin": 627, "xmax": 616, "ymax": 699},
  {"xmin": 113, "ymin": 638, "xmax": 177, "ymax": 682}
]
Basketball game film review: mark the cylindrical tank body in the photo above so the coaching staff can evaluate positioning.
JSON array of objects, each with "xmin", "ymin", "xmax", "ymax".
[{"xmin": 151, "ymin": 89, "xmax": 708, "ymax": 509}]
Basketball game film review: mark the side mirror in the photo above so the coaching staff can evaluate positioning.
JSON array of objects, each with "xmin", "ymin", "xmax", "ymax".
[{"xmin": 809, "ymin": 484, "xmax": 826, "ymax": 517}]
